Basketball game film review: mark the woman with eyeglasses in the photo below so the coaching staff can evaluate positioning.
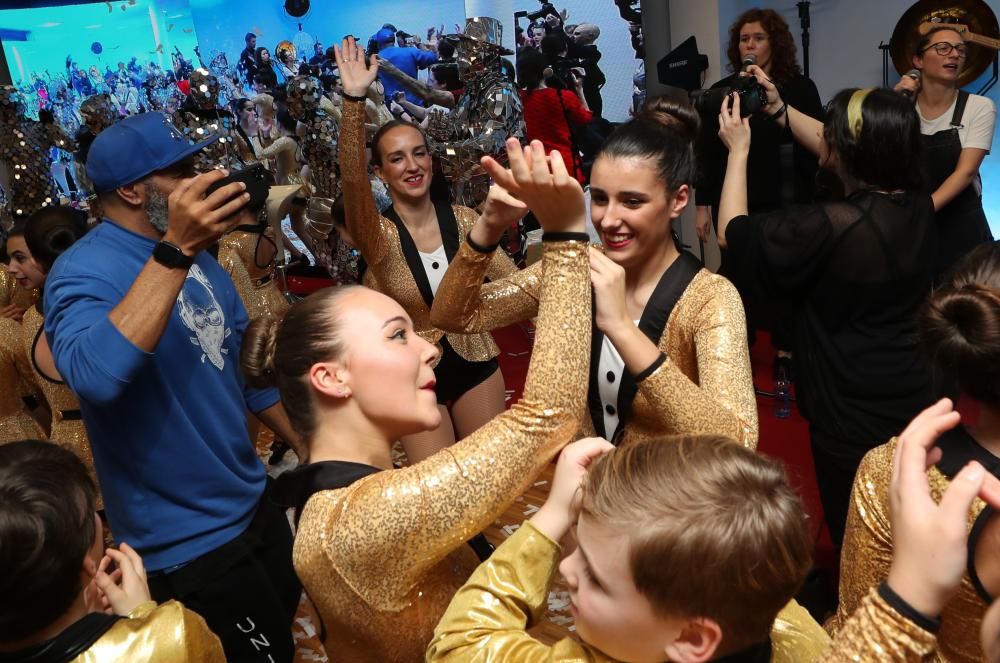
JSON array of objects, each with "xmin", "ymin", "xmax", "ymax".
[{"xmin": 896, "ymin": 26, "xmax": 996, "ymax": 278}]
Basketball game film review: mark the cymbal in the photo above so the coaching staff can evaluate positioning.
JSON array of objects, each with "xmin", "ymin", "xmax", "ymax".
[{"xmin": 890, "ymin": 0, "xmax": 999, "ymax": 87}]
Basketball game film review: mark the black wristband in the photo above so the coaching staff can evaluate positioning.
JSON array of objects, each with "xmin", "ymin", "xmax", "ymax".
[
  {"xmin": 466, "ymin": 232, "xmax": 500, "ymax": 254},
  {"xmin": 342, "ymin": 92, "xmax": 366, "ymax": 102},
  {"xmin": 542, "ymin": 231, "xmax": 590, "ymax": 243},
  {"xmin": 767, "ymin": 101, "xmax": 787, "ymax": 121},
  {"xmin": 878, "ymin": 582, "xmax": 942, "ymax": 634},
  {"xmin": 633, "ymin": 354, "xmax": 666, "ymax": 382}
]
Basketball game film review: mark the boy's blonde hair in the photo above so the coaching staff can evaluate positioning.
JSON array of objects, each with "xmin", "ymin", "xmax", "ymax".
[{"xmin": 580, "ymin": 435, "xmax": 812, "ymax": 652}]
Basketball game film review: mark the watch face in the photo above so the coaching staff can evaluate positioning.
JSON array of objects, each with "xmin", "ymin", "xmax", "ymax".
[{"xmin": 154, "ymin": 241, "xmax": 193, "ymax": 268}]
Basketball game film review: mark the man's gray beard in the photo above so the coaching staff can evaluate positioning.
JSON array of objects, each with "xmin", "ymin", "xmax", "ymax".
[{"xmin": 145, "ymin": 185, "xmax": 170, "ymax": 234}]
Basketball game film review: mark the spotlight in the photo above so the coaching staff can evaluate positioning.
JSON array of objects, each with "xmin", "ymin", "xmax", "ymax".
[{"xmin": 283, "ymin": 0, "xmax": 310, "ymax": 18}]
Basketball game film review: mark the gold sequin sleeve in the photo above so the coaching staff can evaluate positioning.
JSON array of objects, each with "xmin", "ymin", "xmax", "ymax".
[
  {"xmin": 430, "ymin": 239, "xmax": 542, "ymax": 333},
  {"xmin": 834, "ymin": 441, "xmax": 896, "ymax": 633},
  {"xmin": 822, "ymin": 588, "xmax": 938, "ymax": 662},
  {"xmin": 427, "ymin": 520, "xmax": 614, "ymax": 663},
  {"xmin": 339, "ymin": 98, "xmax": 388, "ymax": 267},
  {"xmin": 635, "ymin": 273, "xmax": 758, "ymax": 448},
  {"xmin": 74, "ymin": 600, "xmax": 226, "ymax": 663},
  {"xmin": 297, "ymin": 237, "xmax": 589, "ymax": 608}
]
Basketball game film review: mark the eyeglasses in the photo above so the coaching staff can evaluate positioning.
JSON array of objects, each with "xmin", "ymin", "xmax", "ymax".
[{"xmin": 924, "ymin": 41, "xmax": 969, "ymax": 58}]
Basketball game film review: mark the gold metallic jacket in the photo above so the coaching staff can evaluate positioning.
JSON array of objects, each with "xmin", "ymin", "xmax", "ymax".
[
  {"xmin": 834, "ymin": 438, "xmax": 988, "ymax": 663},
  {"xmin": 70, "ymin": 600, "xmax": 225, "ymax": 662},
  {"xmin": 293, "ymin": 237, "xmax": 591, "ymax": 662},
  {"xmin": 0, "ymin": 316, "xmax": 43, "ymax": 442},
  {"xmin": 427, "ymin": 521, "xmax": 831, "ymax": 662},
  {"xmin": 218, "ymin": 228, "xmax": 290, "ymax": 323},
  {"xmin": 339, "ymin": 98, "xmax": 518, "ymax": 362},
  {"xmin": 429, "ymin": 241, "xmax": 758, "ymax": 447},
  {"xmin": 22, "ymin": 306, "xmax": 100, "ymax": 502}
]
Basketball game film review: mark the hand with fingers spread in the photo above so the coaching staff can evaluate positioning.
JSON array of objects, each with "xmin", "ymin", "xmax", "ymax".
[
  {"xmin": 480, "ymin": 138, "xmax": 586, "ymax": 234},
  {"xmin": 531, "ymin": 437, "xmax": 615, "ymax": 542},
  {"xmin": 334, "ymin": 37, "xmax": 378, "ymax": 99},
  {"xmin": 886, "ymin": 399, "xmax": 1000, "ymax": 619},
  {"xmin": 92, "ymin": 542, "xmax": 152, "ymax": 617},
  {"xmin": 162, "ymin": 169, "xmax": 250, "ymax": 256},
  {"xmin": 717, "ymin": 94, "xmax": 751, "ymax": 156},
  {"xmin": 589, "ymin": 247, "xmax": 629, "ymax": 336}
]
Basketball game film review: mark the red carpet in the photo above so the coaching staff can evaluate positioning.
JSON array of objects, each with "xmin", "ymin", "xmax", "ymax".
[{"xmin": 493, "ymin": 324, "xmax": 838, "ymax": 577}]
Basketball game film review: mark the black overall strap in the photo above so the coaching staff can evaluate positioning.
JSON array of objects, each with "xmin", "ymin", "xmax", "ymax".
[
  {"xmin": 951, "ymin": 90, "xmax": 970, "ymax": 128},
  {"xmin": 588, "ymin": 251, "xmax": 702, "ymax": 443},
  {"xmin": 382, "ymin": 203, "xmax": 461, "ymax": 308}
]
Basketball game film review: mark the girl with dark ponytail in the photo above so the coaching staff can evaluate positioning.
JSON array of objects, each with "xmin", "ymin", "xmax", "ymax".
[
  {"xmin": 242, "ymin": 136, "xmax": 593, "ymax": 662},
  {"xmin": 6, "ymin": 206, "xmax": 101, "ymax": 503},
  {"xmin": 835, "ymin": 242, "xmax": 1000, "ymax": 663},
  {"xmin": 717, "ymin": 77, "xmax": 938, "ymax": 548},
  {"xmin": 432, "ymin": 96, "xmax": 758, "ymax": 449}
]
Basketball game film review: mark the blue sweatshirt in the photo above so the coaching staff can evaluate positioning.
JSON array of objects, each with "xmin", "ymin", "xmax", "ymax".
[
  {"xmin": 377, "ymin": 45, "xmax": 438, "ymax": 105},
  {"xmin": 44, "ymin": 220, "xmax": 278, "ymax": 571}
]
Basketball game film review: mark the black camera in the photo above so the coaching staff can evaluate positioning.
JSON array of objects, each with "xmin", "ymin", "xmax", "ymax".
[
  {"xmin": 691, "ymin": 76, "xmax": 769, "ymax": 118},
  {"xmin": 205, "ymin": 163, "xmax": 271, "ymax": 215},
  {"xmin": 515, "ymin": 1, "xmax": 560, "ymax": 23}
]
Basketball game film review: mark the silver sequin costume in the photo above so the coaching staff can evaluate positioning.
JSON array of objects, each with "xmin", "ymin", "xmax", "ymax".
[{"xmin": 171, "ymin": 69, "xmax": 250, "ymax": 173}]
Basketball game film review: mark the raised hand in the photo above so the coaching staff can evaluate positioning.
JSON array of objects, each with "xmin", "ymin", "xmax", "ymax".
[
  {"xmin": 742, "ymin": 64, "xmax": 782, "ymax": 114},
  {"xmin": 718, "ymin": 93, "xmax": 751, "ymax": 155},
  {"xmin": 480, "ymin": 138, "xmax": 586, "ymax": 234},
  {"xmin": 333, "ymin": 37, "xmax": 377, "ymax": 99},
  {"xmin": 886, "ymin": 399, "xmax": 1000, "ymax": 618},
  {"xmin": 531, "ymin": 437, "xmax": 614, "ymax": 542},
  {"xmin": 589, "ymin": 247, "xmax": 630, "ymax": 336},
  {"xmin": 163, "ymin": 169, "xmax": 249, "ymax": 255}
]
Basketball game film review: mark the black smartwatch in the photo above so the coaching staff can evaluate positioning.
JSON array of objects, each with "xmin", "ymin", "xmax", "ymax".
[{"xmin": 153, "ymin": 240, "xmax": 194, "ymax": 270}]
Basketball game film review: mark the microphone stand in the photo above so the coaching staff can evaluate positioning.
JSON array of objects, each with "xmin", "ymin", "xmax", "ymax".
[{"xmin": 797, "ymin": 1, "xmax": 811, "ymax": 78}]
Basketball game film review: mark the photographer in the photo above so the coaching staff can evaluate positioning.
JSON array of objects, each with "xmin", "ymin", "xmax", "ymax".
[
  {"xmin": 517, "ymin": 49, "xmax": 592, "ymax": 183},
  {"xmin": 568, "ymin": 23, "xmax": 606, "ymax": 119},
  {"xmin": 694, "ymin": 7, "xmax": 823, "ymax": 375}
]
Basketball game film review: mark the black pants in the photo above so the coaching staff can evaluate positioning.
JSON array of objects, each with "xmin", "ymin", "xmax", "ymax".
[
  {"xmin": 148, "ymin": 487, "xmax": 300, "ymax": 663},
  {"xmin": 810, "ymin": 440, "xmax": 864, "ymax": 550}
]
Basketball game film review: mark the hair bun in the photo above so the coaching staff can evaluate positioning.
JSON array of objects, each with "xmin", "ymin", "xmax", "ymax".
[
  {"xmin": 637, "ymin": 96, "xmax": 701, "ymax": 142},
  {"xmin": 241, "ymin": 317, "xmax": 282, "ymax": 389}
]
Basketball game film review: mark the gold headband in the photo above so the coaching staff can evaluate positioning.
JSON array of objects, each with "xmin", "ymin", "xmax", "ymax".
[{"xmin": 847, "ymin": 88, "xmax": 874, "ymax": 140}]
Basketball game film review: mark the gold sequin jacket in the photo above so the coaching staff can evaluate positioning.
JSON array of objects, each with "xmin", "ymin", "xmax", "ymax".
[
  {"xmin": 339, "ymin": 98, "xmax": 518, "ymax": 363},
  {"xmin": 218, "ymin": 228, "xmax": 289, "ymax": 323},
  {"xmin": 427, "ymin": 520, "xmax": 832, "ymax": 662},
  {"xmin": 293, "ymin": 237, "xmax": 591, "ymax": 662},
  {"xmin": 0, "ymin": 316, "xmax": 43, "ymax": 442},
  {"xmin": 834, "ymin": 437, "xmax": 989, "ymax": 663},
  {"xmin": 430, "ymin": 241, "xmax": 758, "ymax": 447},
  {"xmin": 68, "ymin": 600, "xmax": 225, "ymax": 662}
]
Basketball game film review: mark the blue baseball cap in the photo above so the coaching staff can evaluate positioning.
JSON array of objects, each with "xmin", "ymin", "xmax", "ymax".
[
  {"xmin": 86, "ymin": 112, "xmax": 218, "ymax": 194},
  {"xmin": 375, "ymin": 27, "xmax": 396, "ymax": 45}
]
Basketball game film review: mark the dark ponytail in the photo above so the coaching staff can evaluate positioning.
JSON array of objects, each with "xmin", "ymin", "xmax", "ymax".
[
  {"xmin": 920, "ymin": 243, "xmax": 1000, "ymax": 408},
  {"xmin": 23, "ymin": 206, "xmax": 89, "ymax": 273}
]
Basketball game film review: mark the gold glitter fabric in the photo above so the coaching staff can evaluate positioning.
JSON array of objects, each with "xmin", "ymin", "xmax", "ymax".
[
  {"xmin": 431, "ymin": 244, "xmax": 758, "ymax": 447},
  {"xmin": 429, "ymin": 521, "xmax": 831, "ymax": 662},
  {"xmin": 339, "ymin": 99, "xmax": 518, "ymax": 362},
  {"xmin": 825, "ymin": 588, "xmax": 938, "ymax": 661},
  {"xmin": 218, "ymin": 228, "xmax": 289, "ymax": 323},
  {"xmin": 293, "ymin": 238, "xmax": 591, "ymax": 663},
  {"xmin": 0, "ymin": 316, "xmax": 43, "ymax": 442},
  {"xmin": 834, "ymin": 439, "xmax": 985, "ymax": 663},
  {"xmin": 70, "ymin": 600, "xmax": 226, "ymax": 662},
  {"xmin": 0, "ymin": 263, "xmax": 39, "ymax": 312},
  {"xmin": 22, "ymin": 306, "xmax": 101, "ymax": 503}
]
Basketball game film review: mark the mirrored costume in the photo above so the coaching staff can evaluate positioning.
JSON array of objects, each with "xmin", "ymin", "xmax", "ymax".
[
  {"xmin": 171, "ymin": 69, "xmax": 251, "ymax": 173},
  {"xmin": 0, "ymin": 86, "xmax": 75, "ymax": 234},
  {"xmin": 426, "ymin": 17, "xmax": 524, "ymax": 208},
  {"xmin": 74, "ymin": 94, "xmax": 118, "ymax": 195}
]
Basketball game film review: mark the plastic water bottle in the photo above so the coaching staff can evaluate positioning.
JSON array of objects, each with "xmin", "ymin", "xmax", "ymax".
[{"xmin": 774, "ymin": 366, "xmax": 791, "ymax": 419}]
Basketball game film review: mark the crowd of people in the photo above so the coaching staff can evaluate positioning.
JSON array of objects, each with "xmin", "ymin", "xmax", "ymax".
[{"xmin": 0, "ymin": 4, "xmax": 998, "ymax": 662}]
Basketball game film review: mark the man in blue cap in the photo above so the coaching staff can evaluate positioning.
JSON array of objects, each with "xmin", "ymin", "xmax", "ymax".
[
  {"xmin": 43, "ymin": 112, "xmax": 303, "ymax": 663},
  {"xmin": 375, "ymin": 26, "xmax": 438, "ymax": 105}
]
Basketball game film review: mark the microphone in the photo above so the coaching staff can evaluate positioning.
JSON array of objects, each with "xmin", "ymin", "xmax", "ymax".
[
  {"xmin": 741, "ymin": 53, "xmax": 757, "ymax": 72},
  {"xmin": 900, "ymin": 69, "xmax": 921, "ymax": 100}
]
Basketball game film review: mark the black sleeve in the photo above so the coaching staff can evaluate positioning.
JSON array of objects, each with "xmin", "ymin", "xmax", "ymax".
[
  {"xmin": 724, "ymin": 203, "xmax": 834, "ymax": 301},
  {"xmin": 694, "ymin": 76, "xmax": 735, "ymax": 208},
  {"xmin": 784, "ymin": 75, "xmax": 825, "ymax": 203}
]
